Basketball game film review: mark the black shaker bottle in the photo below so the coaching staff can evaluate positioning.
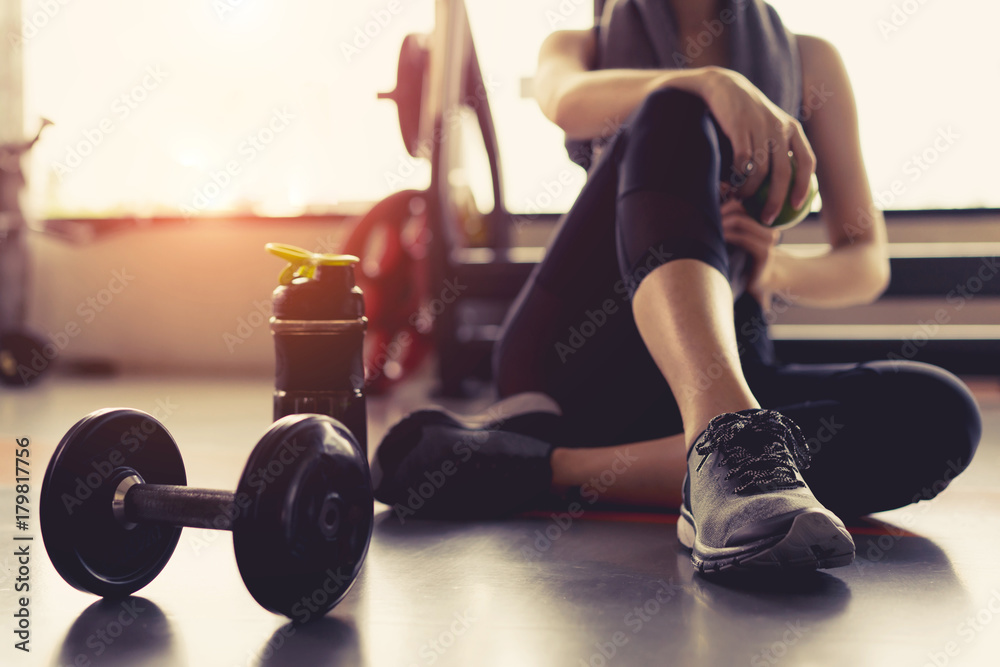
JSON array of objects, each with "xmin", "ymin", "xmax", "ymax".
[{"xmin": 267, "ymin": 243, "xmax": 368, "ymax": 453}]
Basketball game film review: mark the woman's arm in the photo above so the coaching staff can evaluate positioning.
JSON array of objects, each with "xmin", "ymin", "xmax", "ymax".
[
  {"xmin": 534, "ymin": 29, "xmax": 710, "ymax": 140},
  {"xmin": 761, "ymin": 35, "xmax": 891, "ymax": 308},
  {"xmin": 536, "ymin": 29, "xmax": 815, "ymax": 223}
]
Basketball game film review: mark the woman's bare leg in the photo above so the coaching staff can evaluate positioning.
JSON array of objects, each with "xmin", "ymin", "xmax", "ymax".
[
  {"xmin": 550, "ymin": 433, "xmax": 688, "ymax": 508},
  {"xmin": 545, "ymin": 259, "xmax": 762, "ymax": 510},
  {"xmin": 631, "ymin": 259, "xmax": 759, "ymax": 446}
]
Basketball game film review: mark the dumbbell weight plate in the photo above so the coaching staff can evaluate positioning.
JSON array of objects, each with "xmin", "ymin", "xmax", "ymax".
[
  {"xmin": 233, "ymin": 414, "xmax": 373, "ymax": 619},
  {"xmin": 378, "ymin": 33, "xmax": 429, "ymax": 158},
  {"xmin": 40, "ymin": 408, "xmax": 186, "ymax": 596}
]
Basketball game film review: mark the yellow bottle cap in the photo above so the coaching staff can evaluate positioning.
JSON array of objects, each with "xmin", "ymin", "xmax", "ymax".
[{"xmin": 266, "ymin": 243, "xmax": 360, "ymax": 285}]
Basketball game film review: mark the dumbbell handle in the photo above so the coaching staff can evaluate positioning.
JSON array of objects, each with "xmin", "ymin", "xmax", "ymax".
[
  {"xmin": 114, "ymin": 476, "xmax": 238, "ymax": 531},
  {"xmin": 113, "ymin": 475, "xmax": 342, "ymax": 537}
]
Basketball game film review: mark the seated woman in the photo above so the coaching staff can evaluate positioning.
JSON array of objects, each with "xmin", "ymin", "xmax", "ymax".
[{"xmin": 371, "ymin": 0, "xmax": 981, "ymax": 573}]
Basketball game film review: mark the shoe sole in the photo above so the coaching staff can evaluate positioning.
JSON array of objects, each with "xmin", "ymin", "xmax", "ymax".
[{"xmin": 678, "ymin": 508, "xmax": 855, "ymax": 573}]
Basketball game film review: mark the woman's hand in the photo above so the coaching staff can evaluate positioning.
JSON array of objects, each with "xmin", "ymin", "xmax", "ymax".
[
  {"xmin": 698, "ymin": 67, "xmax": 816, "ymax": 226},
  {"xmin": 721, "ymin": 199, "xmax": 783, "ymax": 306}
]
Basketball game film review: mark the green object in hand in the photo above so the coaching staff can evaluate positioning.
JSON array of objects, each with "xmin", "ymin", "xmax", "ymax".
[{"xmin": 743, "ymin": 158, "xmax": 819, "ymax": 229}]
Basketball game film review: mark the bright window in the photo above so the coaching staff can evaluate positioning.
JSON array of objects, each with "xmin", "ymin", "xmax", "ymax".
[
  {"xmin": 768, "ymin": 0, "xmax": 998, "ymax": 211},
  {"xmin": 20, "ymin": 0, "xmax": 998, "ymax": 218},
  {"xmin": 22, "ymin": 0, "xmax": 434, "ymax": 218}
]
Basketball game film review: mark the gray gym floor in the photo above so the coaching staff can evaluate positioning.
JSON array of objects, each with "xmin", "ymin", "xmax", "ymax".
[{"xmin": 2, "ymin": 370, "xmax": 999, "ymax": 666}]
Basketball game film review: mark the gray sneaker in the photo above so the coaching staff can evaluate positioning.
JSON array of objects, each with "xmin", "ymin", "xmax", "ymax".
[{"xmin": 678, "ymin": 409, "xmax": 855, "ymax": 573}]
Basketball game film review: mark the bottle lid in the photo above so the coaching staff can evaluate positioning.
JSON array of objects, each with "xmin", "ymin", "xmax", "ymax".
[{"xmin": 266, "ymin": 243, "xmax": 360, "ymax": 285}]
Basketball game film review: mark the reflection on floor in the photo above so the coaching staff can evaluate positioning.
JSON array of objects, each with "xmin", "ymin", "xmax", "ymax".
[{"xmin": 1, "ymin": 372, "xmax": 999, "ymax": 666}]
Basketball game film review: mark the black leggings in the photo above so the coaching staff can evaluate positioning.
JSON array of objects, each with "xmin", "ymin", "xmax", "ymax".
[{"xmin": 492, "ymin": 88, "xmax": 982, "ymax": 517}]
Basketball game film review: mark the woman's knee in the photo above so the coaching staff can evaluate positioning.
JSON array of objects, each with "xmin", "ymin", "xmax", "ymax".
[
  {"xmin": 626, "ymin": 88, "xmax": 714, "ymax": 148},
  {"xmin": 858, "ymin": 360, "xmax": 982, "ymax": 475},
  {"xmin": 805, "ymin": 359, "xmax": 982, "ymax": 516},
  {"xmin": 617, "ymin": 87, "xmax": 725, "ymax": 204},
  {"xmin": 632, "ymin": 87, "xmax": 707, "ymax": 121}
]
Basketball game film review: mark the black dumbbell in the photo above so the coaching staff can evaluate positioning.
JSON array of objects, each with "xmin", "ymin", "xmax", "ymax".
[{"xmin": 40, "ymin": 408, "xmax": 373, "ymax": 619}]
